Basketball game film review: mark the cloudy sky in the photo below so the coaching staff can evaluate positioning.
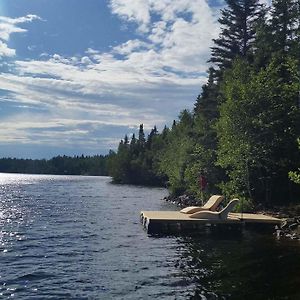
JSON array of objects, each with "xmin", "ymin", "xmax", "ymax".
[{"xmin": 0, "ymin": 0, "xmax": 231, "ymax": 158}]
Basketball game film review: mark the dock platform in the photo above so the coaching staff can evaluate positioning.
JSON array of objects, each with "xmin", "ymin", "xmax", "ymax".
[{"xmin": 140, "ymin": 211, "xmax": 282, "ymax": 234}]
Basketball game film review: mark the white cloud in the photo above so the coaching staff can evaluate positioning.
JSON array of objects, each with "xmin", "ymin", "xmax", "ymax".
[
  {"xmin": 0, "ymin": 15, "xmax": 42, "ymax": 25},
  {"xmin": 0, "ymin": 22, "xmax": 27, "ymax": 41},
  {"xmin": 113, "ymin": 39, "xmax": 150, "ymax": 55},
  {"xmin": 0, "ymin": 40, "xmax": 15, "ymax": 57},
  {"xmin": 81, "ymin": 56, "xmax": 92, "ymax": 64},
  {"xmin": 110, "ymin": 0, "xmax": 151, "ymax": 32},
  {"xmin": 0, "ymin": 1, "xmax": 220, "ymax": 154},
  {"xmin": 110, "ymin": 0, "xmax": 219, "ymax": 73},
  {"xmin": 0, "ymin": 14, "xmax": 41, "ymax": 57}
]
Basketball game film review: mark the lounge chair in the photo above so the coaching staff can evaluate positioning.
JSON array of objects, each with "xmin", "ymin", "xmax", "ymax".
[
  {"xmin": 180, "ymin": 195, "xmax": 224, "ymax": 214},
  {"xmin": 188, "ymin": 199, "xmax": 239, "ymax": 219}
]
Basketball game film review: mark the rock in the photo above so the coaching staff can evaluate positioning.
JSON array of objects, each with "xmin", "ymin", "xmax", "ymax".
[
  {"xmin": 289, "ymin": 223, "xmax": 299, "ymax": 230},
  {"xmin": 164, "ymin": 194, "xmax": 201, "ymax": 208},
  {"xmin": 290, "ymin": 233, "xmax": 298, "ymax": 240}
]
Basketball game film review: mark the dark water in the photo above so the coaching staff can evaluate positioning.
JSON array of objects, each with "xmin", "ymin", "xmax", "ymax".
[{"xmin": 0, "ymin": 174, "xmax": 300, "ymax": 299}]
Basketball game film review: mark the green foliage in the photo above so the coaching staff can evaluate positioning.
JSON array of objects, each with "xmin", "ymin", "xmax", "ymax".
[
  {"xmin": 183, "ymin": 144, "xmax": 214, "ymax": 198},
  {"xmin": 108, "ymin": 125, "xmax": 167, "ymax": 186},
  {"xmin": 156, "ymin": 110, "xmax": 195, "ymax": 194},
  {"xmin": 289, "ymin": 139, "xmax": 300, "ymax": 184},
  {"xmin": 0, "ymin": 155, "xmax": 110, "ymax": 176},
  {"xmin": 234, "ymin": 197, "xmax": 255, "ymax": 213},
  {"xmin": 216, "ymin": 58, "xmax": 300, "ymax": 203}
]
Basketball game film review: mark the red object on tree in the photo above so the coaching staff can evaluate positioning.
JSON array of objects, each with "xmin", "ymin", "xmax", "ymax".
[{"xmin": 199, "ymin": 175, "xmax": 207, "ymax": 191}]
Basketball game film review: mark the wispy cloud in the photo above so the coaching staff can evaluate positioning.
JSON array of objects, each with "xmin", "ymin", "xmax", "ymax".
[
  {"xmin": 109, "ymin": 0, "xmax": 151, "ymax": 32},
  {"xmin": 0, "ymin": 1, "xmax": 220, "ymax": 155},
  {"xmin": 0, "ymin": 14, "xmax": 41, "ymax": 58}
]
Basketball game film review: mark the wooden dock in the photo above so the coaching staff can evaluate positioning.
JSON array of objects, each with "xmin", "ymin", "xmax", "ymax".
[{"xmin": 140, "ymin": 211, "xmax": 282, "ymax": 234}]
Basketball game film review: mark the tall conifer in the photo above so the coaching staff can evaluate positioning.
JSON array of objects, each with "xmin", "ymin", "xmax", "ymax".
[
  {"xmin": 138, "ymin": 124, "xmax": 145, "ymax": 145},
  {"xmin": 210, "ymin": 0, "xmax": 265, "ymax": 69},
  {"xmin": 270, "ymin": 0, "xmax": 299, "ymax": 54}
]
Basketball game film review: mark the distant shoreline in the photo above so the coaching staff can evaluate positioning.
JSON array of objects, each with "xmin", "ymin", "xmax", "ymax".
[
  {"xmin": 0, "ymin": 155, "xmax": 110, "ymax": 177},
  {"xmin": 0, "ymin": 171, "xmax": 109, "ymax": 177}
]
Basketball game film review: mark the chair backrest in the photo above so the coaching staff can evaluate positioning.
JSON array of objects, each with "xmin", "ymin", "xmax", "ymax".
[
  {"xmin": 219, "ymin": 199, "xmax": 239, "ymax": 219},
  {"xmin": 202, "ymin": 195, "xmax": 224, "ymax": 210}
]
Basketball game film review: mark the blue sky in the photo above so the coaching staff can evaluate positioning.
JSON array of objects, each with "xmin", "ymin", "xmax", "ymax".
[{"xmin": 0, "ymin": 0, "xmax": 249, "ymax": 158}]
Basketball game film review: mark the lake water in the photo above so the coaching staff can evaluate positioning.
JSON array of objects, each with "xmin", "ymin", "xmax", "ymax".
[{"xmin": 0, "ymin": 174, "xmax": 300, "ymax": 299}]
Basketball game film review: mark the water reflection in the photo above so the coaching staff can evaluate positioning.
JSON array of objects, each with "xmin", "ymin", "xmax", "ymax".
[{"xmin": 173, "ymin": 232, "xmax": 300, "ymax": 299}]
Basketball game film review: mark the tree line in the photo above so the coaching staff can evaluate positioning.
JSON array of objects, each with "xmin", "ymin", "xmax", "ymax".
[
  {"xmin": 0, "ymin": 155, "xmax": 110, "ymax": 176},
  {"xmin": 108, "ymin": 0, "xmax": 300, "ymax": 207}
]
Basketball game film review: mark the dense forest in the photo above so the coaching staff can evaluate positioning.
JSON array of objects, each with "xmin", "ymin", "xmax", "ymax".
[
  {"xmin": 108, "ymin": 0, "xmax": 300, "ymax": 207},
  {"xmin": 0, "ymin": 155, "xmax": 109, "ymax": 176}
]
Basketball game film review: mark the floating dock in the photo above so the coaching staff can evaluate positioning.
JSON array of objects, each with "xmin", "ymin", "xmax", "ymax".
[{"xmin": 140, "ymin": 211, "xmax": 282, "ymax": 234}]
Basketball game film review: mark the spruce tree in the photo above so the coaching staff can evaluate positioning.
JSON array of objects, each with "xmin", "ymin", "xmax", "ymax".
[
  {"xmin": 270, "ymin": 0, "xmax": 299, "ymax": 55},
  {"xmin": 130, "ymin": 133, "xmax": 136, "ymax": 145},
  {"xmin": 210, "ymin": 0, "xmax": 265, "ymax": 69},
  {"xmin": 194, "ymin": 67, "xmax": 219, "ymax": 125},
  {"xmin": 124, "ymin": 134, "xmax": 129, "ymax": 145},
  {"xmin": 138, "ymin": 124, "xmax": 145, "ymax": 145}
]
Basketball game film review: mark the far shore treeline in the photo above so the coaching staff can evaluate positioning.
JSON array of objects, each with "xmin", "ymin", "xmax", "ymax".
[
  {"xmin": 107, "ymin": 0, "xmax": 300, "ymax": 208},
  {"xmin": 0, "ymin": 155, "xmax": 110, "ymax": 176}
]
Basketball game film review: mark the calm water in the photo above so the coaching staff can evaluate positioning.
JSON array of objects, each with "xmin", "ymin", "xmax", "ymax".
[{"xmin": 0, "ymin": 174, "xmax": 300, "ymax": 299}]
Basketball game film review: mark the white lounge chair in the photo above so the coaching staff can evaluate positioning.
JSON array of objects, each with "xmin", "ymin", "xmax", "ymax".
[
  {"xmin": 180, "ymin": 195, "xmax": 224, "ymax": 214},
  {"xmin": 188, "ymin": 199, "xmax": 239, "ymax": 219}
]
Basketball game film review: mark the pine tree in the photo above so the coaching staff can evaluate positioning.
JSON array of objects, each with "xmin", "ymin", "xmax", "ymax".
[
  {"xmin": 194, "ymin": 67, "xmax": 219, "ymax": 125},
  {"xmin": 270, "ymin": 0, "xmax": 299, "ymax": 55},
  {"xmin": 130, "ymin": 133, "xmax": 136, "ymax": 145},
  {"xmin": 146, "ymin": 126, "xmax": 158, "ymax": 150},
  {"xmin": 252, "ymin": 14, "xmax": 274, "ymax": 68},
  {"xmin": 210, "ymin": 0, "xmax": 265, "ymax": 69},
  {"xmin": 138, "ymin": 124, "xmax": 145, "ymax": 145},
  {"xmin": 124, "ymin": 134, "xmax": 129, "ymax": 145}
]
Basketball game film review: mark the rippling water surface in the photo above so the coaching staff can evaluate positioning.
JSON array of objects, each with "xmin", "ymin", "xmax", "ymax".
[{"xmin": 1, "ymin": 173, "xmax": 300, "ymax": 299}]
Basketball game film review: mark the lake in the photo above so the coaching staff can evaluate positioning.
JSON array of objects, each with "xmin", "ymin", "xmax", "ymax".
[{"xmin": 0, "ymin": 173, "xmax": 300, "ymax": 299}]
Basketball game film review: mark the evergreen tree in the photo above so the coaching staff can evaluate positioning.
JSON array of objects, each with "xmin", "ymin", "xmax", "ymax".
[
  {"xmin": 109, "ymin": 138, "xmax": 131, "ymax": 183},
  {"xmin": 210, "ymin": 0, "xmax": 265, "ymax": 69},
  {"xmin": 146, "ymin": 126, "xmax": 158, "ymax": 149},
  {"xmin": 270, "ymin": 0, "xmax": 299, "ymax": 55},
  {"xmin": 252, "ymin": 10, "xmax": 274, "ymax": 68},
  {"xmin": 130, "ymin": 133, "xmax": 136, "ymax": 146},
  {"xmin": 138, "ymin": 124, "xmax": 146, "ymax": 145},
  {"xmin": 124, "ymin": 134, "xmax": 129, "ymax": 145},
  {"xmin": 183, "ymin": 68, "xmax": 224, "ymax": 198},
  {"xmin": 194, "ymin": 68, "xmax": 219, "ymax": 130}
]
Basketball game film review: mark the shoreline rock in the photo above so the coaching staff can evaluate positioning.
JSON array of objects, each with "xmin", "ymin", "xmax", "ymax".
[
  {"xmin": 259, "ymin": 206, "xmax": 300, "ymax": 241},
  {"xmin": 274, "ymin": 217, "xmax": 300, "ymax": 241},
  {"xmin": 163, "ymin": 194, "xmax": 201, "ymax": 208}
]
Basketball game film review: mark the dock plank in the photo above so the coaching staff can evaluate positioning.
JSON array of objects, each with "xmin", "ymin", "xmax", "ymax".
[{"xmin": 140, "ymin": 210, "xmax": 282, "ymax": 234}]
